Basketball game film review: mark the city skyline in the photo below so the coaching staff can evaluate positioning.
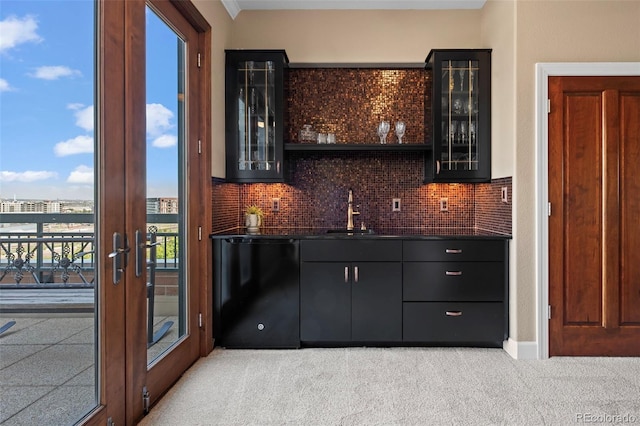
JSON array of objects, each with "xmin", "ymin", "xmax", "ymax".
[{"xmin": 0, "ymin": 1, "xmax": 181, "ymax": 200}]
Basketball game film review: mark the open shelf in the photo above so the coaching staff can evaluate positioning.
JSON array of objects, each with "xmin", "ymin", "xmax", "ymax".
[{"xmin": 284, "ymin": 143, "xmax": 431, "ymax": 152}]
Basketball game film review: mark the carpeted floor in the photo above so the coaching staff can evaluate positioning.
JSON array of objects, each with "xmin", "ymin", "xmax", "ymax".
[{"xmin": 138, "ymin": 347, "xmax": 640, "ymax": 425}]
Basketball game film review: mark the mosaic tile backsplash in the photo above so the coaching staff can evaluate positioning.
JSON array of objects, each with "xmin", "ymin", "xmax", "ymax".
[
  {"xmin": 286, "ymin": 68, "xmax": 430, "ymax": 145},
  {"xmin": 212, "ymin": 67, "xmax": 511, "ymax": 235},
  {"xmin": 211, "ymin": 155, "xmax": 512, "ymax": 235}
]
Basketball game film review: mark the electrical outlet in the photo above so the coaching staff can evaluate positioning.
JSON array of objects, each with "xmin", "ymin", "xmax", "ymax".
[
  {"xmin": 440, "ymin": 198, "xmax": 449, "ymax": 212},
  {"xmin": 272, "ymin": 198, "xmax": 280, "ymax": 212},
  {"xmin": 501, "ymin": 187, "xmax": 508, "ymax": 204},
  {"xmin": 392, "ymin": 198, "xmax": 401, "ymax": 212}
]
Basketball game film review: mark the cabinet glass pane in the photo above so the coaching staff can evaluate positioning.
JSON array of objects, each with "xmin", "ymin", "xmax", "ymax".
[
  {"xmin": 440, "ymin": 59, "xmax": 480, "ymax": 172},
  {"xmin": 236, "ymin": 60, "xmax": 276, "ymax": 171}
]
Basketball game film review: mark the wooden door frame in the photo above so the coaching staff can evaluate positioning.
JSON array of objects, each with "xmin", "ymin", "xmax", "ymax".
[{"xmin": 534, "ymin": 62, "xmax": 640, "ymax": 360}]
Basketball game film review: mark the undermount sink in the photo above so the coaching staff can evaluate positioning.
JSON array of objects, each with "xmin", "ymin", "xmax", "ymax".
[{"xmin": 326, "ymin": 229, "xmax": 376, "ymax": 235}]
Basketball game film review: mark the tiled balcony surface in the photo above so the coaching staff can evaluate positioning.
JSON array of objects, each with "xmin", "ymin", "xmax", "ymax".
[{"xmin": 0, "ymin": 314, "xmax": 178, "ymax": 425}]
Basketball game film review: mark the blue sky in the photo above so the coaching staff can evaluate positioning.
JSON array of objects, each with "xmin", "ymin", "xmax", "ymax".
[{"xmin": 0, "ymin": 1, "xmax": 180, "ymax": 200}]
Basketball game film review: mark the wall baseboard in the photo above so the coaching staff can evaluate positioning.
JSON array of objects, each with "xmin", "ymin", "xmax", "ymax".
[{"xmin": 503, "ymin": 338, "xmax": 538, "ymax": 360}]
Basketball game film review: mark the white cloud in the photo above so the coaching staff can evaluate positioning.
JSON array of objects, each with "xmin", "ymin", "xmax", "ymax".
[
  {"xmin": 31, "ymin": 65, "xmax": 82, "ymax": 80},
  {"xmin": 151, "ymin": 134, "xmax": 177, "ymax": 148},
  {"xmin": 146, "ymin": 103, "xmax": 174, "ymax": 137},
  {"xmin": 0, "ymin": 78, "xmax": 13, "ymax": 92},
  {"xmin": 68, "ymin": 104, "xmax": 94, "ymax": 132},
  {"xmin": 67, "ymin": 165, "xmax": 93, "ymax": 184},
  {"xmin": 0, "ymin": 15, "xmax": 42, "ymax": 53},
  {"xmin": 54, "ymin": 135, "xmax": 94, "ymax": 156},
  {"xmin": 0, "ymin": 170, "xmax": 58, "ymax": 182}
]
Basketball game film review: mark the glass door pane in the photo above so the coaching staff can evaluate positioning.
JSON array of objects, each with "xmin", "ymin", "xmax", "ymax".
[
  {"xmin": 0, "ymin": 0, "xmax": 98, "ymax": 423},
  {"xmin": 145, "ymin": 5, "xmax": 186, "ymax": 364},
  {"xmin": 237, "ymin": 60, "xmax": 277, "ymax": 172},
  {"xmin": 441, "ymin": 59, "xmax": 480, "ymax": 172}
]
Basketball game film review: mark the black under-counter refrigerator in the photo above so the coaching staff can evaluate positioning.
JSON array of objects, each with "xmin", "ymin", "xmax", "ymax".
[{"xmin": 213, "ymin": 237, "xmax": 300, "ymax": 348}]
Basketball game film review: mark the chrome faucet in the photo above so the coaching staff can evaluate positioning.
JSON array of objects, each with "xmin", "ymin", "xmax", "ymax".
[{"xmin": 347, "ymin": 189, "xmax": 360, "ymax": 231}]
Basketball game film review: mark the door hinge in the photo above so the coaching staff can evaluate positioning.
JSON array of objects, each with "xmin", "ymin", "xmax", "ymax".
[
  {"xmin": 548, "ymin": 305, "xmax": 552, "ymax": 320},
  {"xmin": 197, "ymin": 53, "xmax": 201, "ymax": 68},
  {"xmin": 142, "ymin": 386, "xmax": 150, "ymax": 414},
  {"xmin": 547, "ymin": 99, "xmax": 551, "ymax": 114},
  {"xmin": 198, "ymin": 139, "xmax": 202, "ymax": 154},
  {"xmin": 198, "ymin": 312, "xmax": 203, "ymax": 328},
  {"xmin": 548, "ymin": 202, "xmax": 552, "ymax": 217},
  {"xmin": 198, "ymin": 226, "xmax": 202, "ymax": 241}
]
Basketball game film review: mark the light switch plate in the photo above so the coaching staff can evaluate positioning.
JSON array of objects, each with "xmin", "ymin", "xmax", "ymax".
[
  {"xmin": 392, "ymin": 198, "xmax": 401, "ymax": 212},
  {"xmin": 501, "ymin": 187, "xmax": 508, "ymax": 204}
]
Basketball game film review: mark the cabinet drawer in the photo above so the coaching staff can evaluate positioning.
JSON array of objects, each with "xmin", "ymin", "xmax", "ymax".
[
  {"xmin": 403, "ymin": 262, "xmax": 504, "ymax": 302},
  {"xmin": 403, "ymin": 240, "xmax": 506, "ymax": 262},
  {"xmin": 301, "ymin": 240, "xmax": 402, "ymax": 262},
  {"xmin": 403, "ymin": 302, "xmax": 505, "ymax": 345}
]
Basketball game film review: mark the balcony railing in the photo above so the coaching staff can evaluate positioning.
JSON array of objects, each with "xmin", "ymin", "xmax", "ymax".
[{"xmin": 0, "ymin": 213, "xmax": 179, "ymax": 288}]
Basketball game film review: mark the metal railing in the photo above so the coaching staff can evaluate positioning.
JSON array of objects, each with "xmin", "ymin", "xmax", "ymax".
[{"xmin": 0, "ymin": 213, "xmax": 179, "ymax": 288}]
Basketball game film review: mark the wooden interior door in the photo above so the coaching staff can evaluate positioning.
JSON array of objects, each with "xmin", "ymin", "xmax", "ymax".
[{"xmin": 548, "ymin": 76, "xmax": 640, "ymax": 356}]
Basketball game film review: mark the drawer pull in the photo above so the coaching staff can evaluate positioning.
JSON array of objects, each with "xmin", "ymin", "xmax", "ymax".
[
  {"xmin": 445, "ymin": 271, "xmax": 463, "ymax": 276},
  {"xmin": 445, "ymin": 249, "xmax": 463, "ymax": 254},
  {"xmin": 445, "ymin": 311, "xmax": 463, "ymax": 317}
]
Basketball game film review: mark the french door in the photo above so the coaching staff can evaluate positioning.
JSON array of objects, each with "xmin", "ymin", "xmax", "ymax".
[{"xmin": 96, "ymin": 0, "xmax": 209, "ymax": 424}]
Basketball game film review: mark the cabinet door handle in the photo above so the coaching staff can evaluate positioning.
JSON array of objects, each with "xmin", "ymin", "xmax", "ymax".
[
  {"xmin": 445, "ymin": 248, "xmax": 463, "ymax": 254},
  {"xmin": 436, "ymin": 160, "xmax": 441, "ymax": 175},
  {"xmin": 445, "ymin": 271, "xmax": 463, "ymax": 276},
  {"xmin": 344, "ymin": 266, "xmax": 349, "ymax": 283},
  {"xmin": 276, "ymin": 161, "xmax": 281, "ymax": 173},
  {"xmin": 445, "ymin": 311, "xmax": 463, "ymax": 317},
  {"xmin": 354, "ymin": 266, "xmax": 359, "ymax": 283}
]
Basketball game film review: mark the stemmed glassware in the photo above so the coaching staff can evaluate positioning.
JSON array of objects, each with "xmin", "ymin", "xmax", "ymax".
[
  {"xmin": 395, "ymin": 121, "xmax": 406, "ymax": 144},
  {"xmin": 458, "ymin": 68, "xmax": 465, "ymax": 91},
  {"xmin": 470, "ymin": 122, "xmax": 476, "ymax": 144},
  {"xmin": 377, "ymin": 121, "xmax": 390, "ymax": 144},
  {"xmin": 459, "ymin": 121, "xmax": 467, "ymax": 143}
]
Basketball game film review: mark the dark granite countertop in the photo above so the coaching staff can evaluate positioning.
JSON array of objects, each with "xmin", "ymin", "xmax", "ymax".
[{"xmin": 210, "ymin": 227, "xmax": 511, "ymax": 240}]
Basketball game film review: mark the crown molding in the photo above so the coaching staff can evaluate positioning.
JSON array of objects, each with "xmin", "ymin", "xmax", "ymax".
[
  {"xmin": 221, "ymin": 0, "xmax": 241, "ymax": 19},
  {"xmin": 222, "ymin": 0, "xmax": 486, "ymax": 19}
]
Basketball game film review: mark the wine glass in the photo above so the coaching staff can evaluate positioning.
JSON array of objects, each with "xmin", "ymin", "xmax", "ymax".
[
  {"xmin": 470, "ymin": 122, "xmax": 477, "ymax": 144},
  {"xmin": 449, "ymin": 121, "xmax": 457, "ymax": 144},
  {"xmin": 395, "ymin": 121, "xmax": 406, "ymax": 144},
  {"xmin": 377, "ymin": 121, "xmax": 390, "ymax": 144},
  {"xmin": 459, "ymin": 121, "xmax": 467, "ymax": 144},
  {"xmin": 458, "ymin": 69, "xmax": 465, "ymax": 91}
]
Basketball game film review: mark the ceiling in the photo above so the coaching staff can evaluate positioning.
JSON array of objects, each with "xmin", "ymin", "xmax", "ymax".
[{"xmin": 221, "ymin": 0, "xmax": 487, "ymax": 19}]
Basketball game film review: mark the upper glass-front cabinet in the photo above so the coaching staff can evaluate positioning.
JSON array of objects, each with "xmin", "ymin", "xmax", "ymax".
[
  {"xmin": 225, "ymin": 50, "xmax": 288, "ymax": 182},
  {"xmin": 426, "ymin": 49, "xmax": 491, "ymax": 182}
]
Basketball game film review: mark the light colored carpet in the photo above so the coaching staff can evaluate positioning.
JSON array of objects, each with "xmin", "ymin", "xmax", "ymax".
[{"xmin": 138, "ymin": 347, "xmax": 640, "ymax": 426}]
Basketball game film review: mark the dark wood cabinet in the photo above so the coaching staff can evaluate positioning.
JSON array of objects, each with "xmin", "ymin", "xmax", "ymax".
[
  {"xmin": 212, "ymin": 236, "xmax": 508, "ymax": 348},
  {"xmin": 425, "ymin": 49, "xmax": 492, "ymax": 183},
  {"xmin": 402, "ymin": 239, "xmax": 508, "ymax": 346},
  {"xmin": 225, "ymin": 50, "xmax": 288, "ymax": 182},
  {"xmin": 300, "ymin": 240, "xmax": 402, "ymax": 343}
]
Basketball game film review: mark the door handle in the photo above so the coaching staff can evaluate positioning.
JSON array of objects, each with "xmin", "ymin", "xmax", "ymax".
[
  {"xmin": 354, "ymin": 266, "xmax": 359, "ymax": 283},
  {"xmin": 344, "ymin": 266, "xmax": 349, "ymax": 283},
  {"xmin": 436, "ymin": 160, "xmax": 440, "ymax": 175},
  {"xmin": 109, "ymin": 232, "xmax": 129, "ymax": 284},
  {"xmin": 135, "ymin": 229, "xmax": 161, "ymax": 277}
]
